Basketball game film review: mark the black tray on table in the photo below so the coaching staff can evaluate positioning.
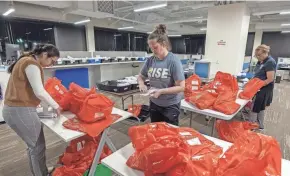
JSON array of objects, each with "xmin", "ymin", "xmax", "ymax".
[{"xmin": 97, "ymin": 80, "xmax": 132, "ymax": 93}]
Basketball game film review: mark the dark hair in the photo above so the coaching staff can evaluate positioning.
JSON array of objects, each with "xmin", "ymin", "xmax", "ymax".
[
  {"xmin": 8, "ymin": 44, "xmax": 60, "ymax": 73},
  {"xmin": 148, "ymin": 24, "xmax": 172, "ymax": 51}
]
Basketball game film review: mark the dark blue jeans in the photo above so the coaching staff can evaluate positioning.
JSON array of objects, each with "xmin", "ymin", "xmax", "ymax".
[{"xmin": 149, "ymin": 101, "xmax": 181, "ymax": 126}]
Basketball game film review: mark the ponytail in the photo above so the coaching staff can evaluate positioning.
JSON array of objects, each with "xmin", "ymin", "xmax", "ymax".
[
  {"xmin": 7, "ymin": 44, "xmax": 59, "ymax": 74},
  {"xmin": 7, "ymin": 52, "xmax": 33, "ymax": 73}
]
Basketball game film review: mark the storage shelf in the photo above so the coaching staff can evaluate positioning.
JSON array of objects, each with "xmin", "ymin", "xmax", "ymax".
[{"xmin": 44, "ymin": 61, "xmax": 145, "ymax": 69}]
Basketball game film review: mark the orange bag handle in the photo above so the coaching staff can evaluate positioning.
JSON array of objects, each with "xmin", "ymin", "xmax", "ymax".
[{"xmin": 82, "ymin": 94, "xmax": 114, "ymax": 110}]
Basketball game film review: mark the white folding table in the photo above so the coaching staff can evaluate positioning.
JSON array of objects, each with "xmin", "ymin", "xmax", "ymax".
[
  {"xmin": 102, "ymin": 134, "xmax": 290, "ymax": 176},
  {"xmin": 181, "ymin": 97, "xmax": 249, "ymax": 136},
  {"xmin": 40, "ymin": 107, "xmax": 134, "ymax": 176}
]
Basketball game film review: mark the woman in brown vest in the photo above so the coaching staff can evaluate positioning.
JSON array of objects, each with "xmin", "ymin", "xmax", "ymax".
[{"xmin": 2, "ymin": 44, "xmax": 61, "ymax": 176}]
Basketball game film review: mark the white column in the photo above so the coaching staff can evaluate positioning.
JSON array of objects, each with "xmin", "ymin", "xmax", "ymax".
[
  {"xmin": 85, "ymin": 23, "xmax": 95, "ymax": 52},
  {"xmin": 252, "ymin": 30, "xmax": 263, "ymax": 57},
  {"xmin": 204, "ymin": 3, "xmax": 250, "ymax": 75}
]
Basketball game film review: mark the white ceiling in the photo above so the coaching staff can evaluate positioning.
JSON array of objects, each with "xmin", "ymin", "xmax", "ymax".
[{"xmin": 1, "ymin": 1, "xmax": 290, "ymax": 34}]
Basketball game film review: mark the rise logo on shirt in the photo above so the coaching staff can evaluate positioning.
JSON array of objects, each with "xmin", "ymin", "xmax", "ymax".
[{"xmin": 148, "ymin": 67, "xmax": 169, "ymax": 79}]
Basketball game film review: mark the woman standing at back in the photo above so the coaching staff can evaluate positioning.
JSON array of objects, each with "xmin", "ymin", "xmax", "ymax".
[
  {"xmin": 2, "ymin": 44, "xmax": 61, "ymax": 176},
  {"xmin": 138, "ymin": 24, "xmax": 185, "ymax": 126}
]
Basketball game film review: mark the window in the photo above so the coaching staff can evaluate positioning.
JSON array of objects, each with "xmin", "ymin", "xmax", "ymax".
[
  {"xmin": 95, "ymin": 28, "xmax": 114, "ymax": 51},
  {"xmin": 184, "ymin": 35, "xmax": 206, "ymax": 54},
  {"xmin": 9, "ymin": 19, "xmax": 55, "ymax": 51},
  {"xmin": 130, "ymin": 32, "xmax": 147, "ymax": 51}
]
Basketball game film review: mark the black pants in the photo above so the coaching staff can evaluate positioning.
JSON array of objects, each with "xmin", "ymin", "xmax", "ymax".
[
  {"xmin": 252, "ymin": 84, "xmax": 274, "ymax": 113},
  {"xmin": 150, "ymin": 101, "xmax": 181, "ymax": 126}
]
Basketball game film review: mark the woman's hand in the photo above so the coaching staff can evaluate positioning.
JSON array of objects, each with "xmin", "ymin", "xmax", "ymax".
[
  {"xmin": 150, "ymin": 89, "xmax": 163, "ymax": 98},
  {"xmin": 139, "ymin": 83, "xmax": 148, "ymax": 93},
  {"xmin": 54, "ymin": 107, "xmax": 62, "ymax": 117}
]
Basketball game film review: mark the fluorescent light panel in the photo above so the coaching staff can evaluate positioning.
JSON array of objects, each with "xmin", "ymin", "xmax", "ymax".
[
  {"xmin": 118, "ymin": 26, "xmax": 134, "ymax": 30},
  {"xmin": 200, "ymin": 28, "xmax": 207, "ymax": 31},
  {"xmin": 43, "ymin": 28, "xmax": 53, "ymax": 31},
  {"xmin": 281, "ymin": 23, "xmax": 290, "ymax": 26},
  {"xmin": 281, "ymin": 31, "xmax": 290, "ymax": 33},
  {"xmin": 168, "ymin": 35, "xmax": 181, "ymax": 37},
  {"xmin": 74, "ymin": 19, "xmax": 90, "ymax": 25},
  {"xmin": 134, "ymin": 3, "xmax": 167, "ymax": 12},
  {"xmin": 3, "ymin": 8, "xmax": 15, "ymax": 16},
  {"xmin": 280, "ymin": 11, "xmax": 290, "ymax": 15}
]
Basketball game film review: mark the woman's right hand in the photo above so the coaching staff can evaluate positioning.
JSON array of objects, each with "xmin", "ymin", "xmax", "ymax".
[{"xmin": 139, "ymin": 84, "xmax": 148, "ymax": 93}]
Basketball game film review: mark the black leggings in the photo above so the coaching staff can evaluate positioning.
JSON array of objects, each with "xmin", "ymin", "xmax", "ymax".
[{"xmin": 149, "ymin": 101, "xmax": 181, "ymax": 126}]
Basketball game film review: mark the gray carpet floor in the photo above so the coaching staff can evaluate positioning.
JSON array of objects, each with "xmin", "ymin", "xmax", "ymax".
[{"xmin": 0, "ymin": 81, "xmax": 290, "ymax": 176}]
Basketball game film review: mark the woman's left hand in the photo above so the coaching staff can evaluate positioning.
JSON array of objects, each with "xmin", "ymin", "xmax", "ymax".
[{"xmin": 150, "ymin": 89, "xmax": 163, "ymax": 98}]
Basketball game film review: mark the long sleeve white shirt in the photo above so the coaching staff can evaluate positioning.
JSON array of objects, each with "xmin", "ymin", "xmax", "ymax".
[{"xmin": 25, "ymin": 65, "xmax": 59, "ymax": 109}]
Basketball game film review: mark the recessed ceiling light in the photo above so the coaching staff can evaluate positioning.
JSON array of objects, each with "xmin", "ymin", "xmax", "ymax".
[
  {"xmin": 200, "ymin": 28, "xmax": 207, "ymax": 31},
  {"xmin": 281, "ymin": 31, "xmax": 290, "ymax": 33}
]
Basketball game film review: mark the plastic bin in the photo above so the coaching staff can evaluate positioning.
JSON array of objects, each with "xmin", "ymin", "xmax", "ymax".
[
  {"xmin": 138, "ymin": 57, "xmax": 147, "ymax": 61},
  {"xmin": 83, "ymin": 164, "xmax": 112, "ymax": 176}
]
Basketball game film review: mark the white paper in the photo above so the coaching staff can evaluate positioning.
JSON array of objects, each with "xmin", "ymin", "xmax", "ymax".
[
  {"xmin": 192, "ymin": 155, "xmax": 203, "ymax": 160},
  {"xmin": 140, "ymin": 88, "xmax": 157, "ymax": 96},
  {"xmin": 191, "ymin": 80, "xmax": 199, "ymax": 85},
  {"xmin": 191, "ymin": 86, "xmax": 198, "ymax": 91},
  {"xmin": 187, "ymin": 138, "xmax": 201, "ymax": 146},
  {"xmin": 179, "ymin": 132, "xmax": 191, "ymax": 136}
]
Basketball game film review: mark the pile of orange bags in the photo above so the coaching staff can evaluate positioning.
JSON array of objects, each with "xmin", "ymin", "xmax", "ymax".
[
  {"xmin": 215, "ymin": 120, "xmax": 259, "ymax": 143},
  {"xmin": 126, "ymin": 123, "xmax": 223, "ymax": 176},
  {"xmin": 185, "ymin": 72, "xmax": 240, "ymax": 115},
  {"xmin": 53, "ymin": 135, "xmax": 112, "ymax": 176},
  {"xmin": 127, "ymin": 123, "xmax": 282, "ymax": 176},
  {"xmin": 238, "ymin": 78, "xmax": 265, "ymax": 100},
  {"xmin": 45, "ymin": 77, "xmax": 119, "ymax": 137},
  {"xmin": 216, "ymin": 131, "xmax": 281, "ymax": 176}
]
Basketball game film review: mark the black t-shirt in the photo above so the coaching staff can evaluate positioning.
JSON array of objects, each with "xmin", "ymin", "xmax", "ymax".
[{"xmin": 254, "ymin": 56, "xmax": 276, "ymax": 85}]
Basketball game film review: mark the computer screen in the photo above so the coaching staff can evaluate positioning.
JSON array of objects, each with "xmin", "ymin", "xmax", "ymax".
[{"xmin": 194, "ymin": 62, "xmax": 210, "ymax": 78}]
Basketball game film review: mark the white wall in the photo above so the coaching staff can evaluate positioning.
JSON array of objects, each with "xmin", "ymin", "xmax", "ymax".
[
  {"xmin": 251, "ymin": 30, "xmax": 263, "ymax": 66},
  {"xmin": 0, "ymin": 69, "xmax": 10, "ymax": 122},
  {"xmin": 205, "ymin": 3, "xmax": 250, "ymax": 75}
]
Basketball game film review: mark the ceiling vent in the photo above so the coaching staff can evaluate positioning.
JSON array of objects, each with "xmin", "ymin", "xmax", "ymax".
[{"xmin": 96, "ymin": 0, "xmax": 114, "ymax": 15}]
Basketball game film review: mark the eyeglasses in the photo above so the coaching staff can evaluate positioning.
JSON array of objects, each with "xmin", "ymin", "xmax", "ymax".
[{"xmin": 50, "ymin": 58, "xmax": 58, "ymax": 65}]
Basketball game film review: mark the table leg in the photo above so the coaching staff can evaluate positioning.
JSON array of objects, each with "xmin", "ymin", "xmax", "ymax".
[
  {"xmin": 190, "ymin": 112, "xmax": 192, "ymax": 127},
  {"xmin": 88, "ymin": 129, "xmax": 109, "ymax": 176},
  {"xmin": 122, "ymin": 97, "xmax": 125, "ymax": 110},
  {"xmin": 105, "ymin": 136, "xmax": 117, "ymax": 152},
  {"xmin": 211, "ymin": 118, "xmax": 216, "ymax": 136}
]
